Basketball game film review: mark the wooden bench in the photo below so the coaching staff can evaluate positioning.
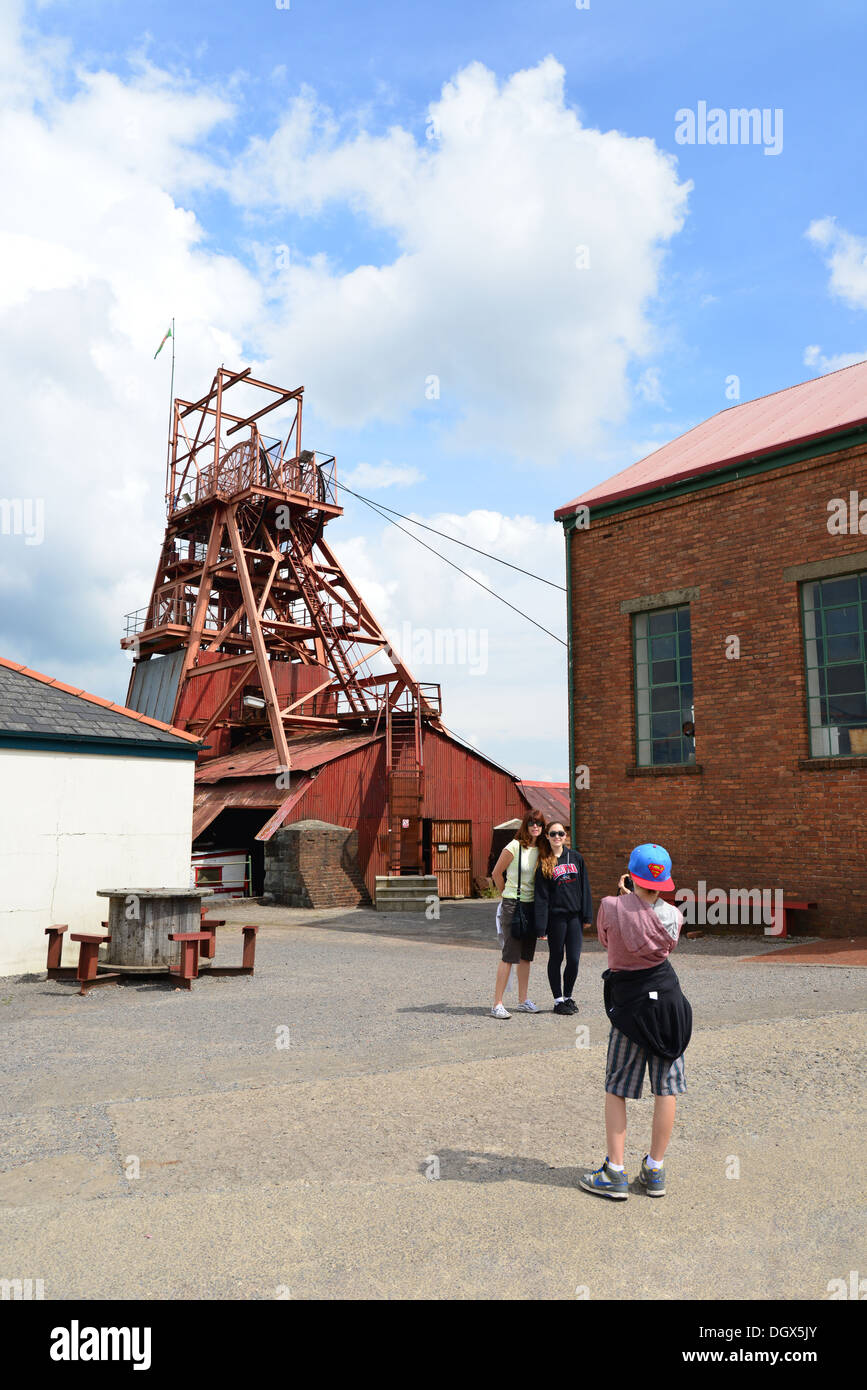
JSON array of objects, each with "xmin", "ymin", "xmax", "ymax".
[
  {"xmin": 169, "ymin": 925, "xmax": 258, "ymax": 986},
  {"xmin": 168, "ymin": 931, "xmax": 210, "ymax": 990},
  {"xmin": 656, "ymin": 891, "xmax": 817, "ymax": 938},
  {"xmin": 199, "ymin": 909, "xmax": 226, "ymax": 961},
  {"xmin": 70, "ymin": 932, "xmax": 120, "ymax": 996},
  {"xmin": 45, "ymin": 924, "xmax": 76, "ymax": 980},
  {"xmin": 46, "ymin": 922, "xmax": 110, "ymax": 980},
  {"xmin": 207, "ymin": 925, "xmax": 259, "ymax": 978},
  {"xmin": 765, "ymin": 899, "xmax": 818, "ymax": 939}
]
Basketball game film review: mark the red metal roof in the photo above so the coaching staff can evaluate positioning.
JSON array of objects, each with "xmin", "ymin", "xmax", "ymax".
[
  {"xmin": 555, "ymin": 358, "xmax": 867, "ymax": 519},
  {"xmin": 196, "ymin": 729, "xmax": 383, "ymax": 782},
  {"xmin": 192, "ymin": 777, "xmax": 291, "ymax": 838},
  {"xmin": 0, "ymin": 655, "xmax": 201, "ymax": 743},
  {"xmin": 518, "ymin": 781, "xmax": 571, "ymax": 826}
]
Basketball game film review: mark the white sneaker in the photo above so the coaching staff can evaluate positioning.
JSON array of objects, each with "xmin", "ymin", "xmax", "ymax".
[
  {"xmin": 491, "ymin": 1003, "xmax": 511, "ymax": 1019},
  {"xmin": 515, "ymin": 1000, "xmax": 539, "ymax": 1012}
]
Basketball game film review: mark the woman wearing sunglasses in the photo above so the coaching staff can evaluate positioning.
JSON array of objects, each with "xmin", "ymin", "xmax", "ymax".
[
  {"xmin": 534, "ymin": 821, "xmax": 593, "ymax": 1015},
  {"xmin": 490, "ymin": 809, "xmax": 546, "ymax": 1019}
]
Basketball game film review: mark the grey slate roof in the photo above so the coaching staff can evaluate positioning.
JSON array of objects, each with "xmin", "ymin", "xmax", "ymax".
[{"xmin": 0, "ymin": 662, "xmax": 198, "ymax": 748}]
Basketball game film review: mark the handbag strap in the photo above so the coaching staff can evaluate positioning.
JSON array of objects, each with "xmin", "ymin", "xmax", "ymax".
[{"xmin": 516, "ymin": 841, "xmax": 522, "ymax": 900}]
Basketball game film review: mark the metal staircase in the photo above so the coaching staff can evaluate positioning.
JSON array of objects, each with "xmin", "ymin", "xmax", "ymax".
[{"xmin": 386, "ymin": 701, "xmax": 423, "ymax": 873}]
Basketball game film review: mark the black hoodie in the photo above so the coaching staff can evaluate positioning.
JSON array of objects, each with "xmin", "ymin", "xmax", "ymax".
[
  {"xmin": 602, "ymin": 959, "xmax": 692, "ymax": 1061},
  {"xmin": 533, "ymin": 848, "xmax": 593, "ymax": 937}
]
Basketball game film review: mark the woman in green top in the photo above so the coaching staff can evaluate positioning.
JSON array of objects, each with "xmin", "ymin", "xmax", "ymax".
[{"xmin": 490, "ymin": 808, "xmax": 546, "ymax": 1018}]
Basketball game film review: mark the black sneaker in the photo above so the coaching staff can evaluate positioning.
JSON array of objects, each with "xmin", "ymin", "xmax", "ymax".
[
  {"xmin": 553, "ymin": 1000, "xmax": 572, "ymax": 1014},
  {"xmin": 564, "ymin": 998, "xmax": 578, "ymax": 1014}
]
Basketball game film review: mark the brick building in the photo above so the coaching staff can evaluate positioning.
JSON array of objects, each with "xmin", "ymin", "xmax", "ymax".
[{"xmin": 555, "ymin": 361, "xmax": 867, "ymax": 937}]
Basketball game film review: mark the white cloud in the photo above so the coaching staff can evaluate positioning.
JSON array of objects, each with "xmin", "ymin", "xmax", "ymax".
[
  {"xmin": 343, "ymin": 461, "xmax": 424, "ymax": 490},
  {"xmin": 803, "ymin": 344, "xmax": 867, "ymax": 373},
  {"xmin": 806, "ymin": 217, "xmax": 867, "ymax": 309},
  {"xmin": 0, "ymin": 9, "xmax": 264, "ymax": 693},
  {"xmin": 636, "ymin": 366, "xmax": 665, "ymax": 406},
  {"xmin": 328, "ymin": 508, "xmax": 568, "ymax": 777},
  {"xmin": 0, "ymin": 19, "xmax": 684, "ymax": 775},
  {"xmin": 228, "ymin": 57, "xmax": 691, "ymax": 460}
]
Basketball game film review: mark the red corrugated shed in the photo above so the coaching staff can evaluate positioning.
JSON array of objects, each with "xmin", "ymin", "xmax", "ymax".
[
  {"xmin": 193, "ymin": 724, "xmax": 530, "ymax": 898},
  {"xmin": 555, "ymin": 358, "xmax": 867, "ymax": 518}
]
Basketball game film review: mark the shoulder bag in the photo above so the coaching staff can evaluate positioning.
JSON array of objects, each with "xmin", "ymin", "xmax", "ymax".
[{"xmin": 502, "ymin": 843, "xmax": 531, "ymax": 939}]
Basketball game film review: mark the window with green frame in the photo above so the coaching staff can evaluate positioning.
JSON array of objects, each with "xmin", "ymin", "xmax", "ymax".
[
  {"xmin": 633, "ymin": 606, "xmax": 695, "ymax": 766},
  {"xmin": 802, "ymin": 570, "xmax": 867, "ymax": 757}
]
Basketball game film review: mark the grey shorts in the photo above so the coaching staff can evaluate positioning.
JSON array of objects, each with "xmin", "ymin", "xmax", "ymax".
[
  {"xmin": 497, "ymin": 899, "xmax": 536, "ymax": 963},
  {"xmin": 501, "ymin": 931, "xmax": 537, "ymax": 964},
  {"xmin": 605, "ymin": 1025, "xmax": 687, "ymax": 1098}
]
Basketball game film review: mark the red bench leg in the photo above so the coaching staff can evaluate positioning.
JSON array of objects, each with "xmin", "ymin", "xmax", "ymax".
[
  {"xmin": 71, "ymin": 934, "xmax": 120, "ymax": 996},
  {"xmin": 168, "ymin": 932, "xmax": 210, "ymax": 989},
  {"xmin": 179, "ymin": 939, "xmax": 199, "ymax": 989},
  {"xmin": 206, "ymin": 925, "xmax": 258, "ymax": 978},
  {"xmin": 241, "ymin": 926, "xmax": 257, "ymax": 974},
  {"xmin": 45, "ymin": 925, "xmax": 76, "ymax": 980},
  {"xmin": 77, "ymin": 940, "xmax": 101, "ymax": 983}
]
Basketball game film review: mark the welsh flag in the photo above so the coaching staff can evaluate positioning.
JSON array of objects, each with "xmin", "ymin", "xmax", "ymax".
[{"xmin": 153, "ymin": 325, "xmax": 172, "ymax": 359}]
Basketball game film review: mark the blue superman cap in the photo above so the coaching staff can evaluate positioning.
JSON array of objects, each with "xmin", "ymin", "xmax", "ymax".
[{"xmin": 629, "ymin": 843, "xmax": 674, "ymax": 892}]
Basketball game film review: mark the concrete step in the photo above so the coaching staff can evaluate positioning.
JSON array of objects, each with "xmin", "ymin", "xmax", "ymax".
[
  {"xmin": 375, "ymin": 876, "xmax": 438, "ymax": 889},
  {"xmin": 375, "ymin": 896, "xmax": 438, "ymax": 913},
  {"xmin": 375, "ymin": 888, "xmax": 438, "ymax": 900},
  {"xmin": 374, "ymin": 876, "xmax": 440, "ymax": 912}
]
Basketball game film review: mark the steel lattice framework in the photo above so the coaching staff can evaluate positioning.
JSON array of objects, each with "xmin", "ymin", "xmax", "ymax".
[{"xmin": 122, "ymin": 367, "xmax": 442, "ymax": 870}]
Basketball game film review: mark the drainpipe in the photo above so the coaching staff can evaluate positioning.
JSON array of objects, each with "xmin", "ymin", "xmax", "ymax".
[{"xmin": 564, "ymin": 516, "xmax": 577, "ymax": 848}]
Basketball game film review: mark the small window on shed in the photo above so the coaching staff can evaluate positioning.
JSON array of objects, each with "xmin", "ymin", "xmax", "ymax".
[
  {"xmin": 802, "ymin": 571, "xmax": 867, "ymax": 757},
  {"xmin": 634, "ymin": 605, "xmax": 695, "ymax": 766}
]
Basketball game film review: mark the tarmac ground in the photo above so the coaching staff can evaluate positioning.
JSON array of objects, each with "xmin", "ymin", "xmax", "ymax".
[{"xmin": 2, "ymin": 902, "xmax": 864, "ymax": 1300}]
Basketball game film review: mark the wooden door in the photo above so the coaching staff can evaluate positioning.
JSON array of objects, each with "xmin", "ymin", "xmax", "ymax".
[{"xmin": 431, "ymin": 820, "xmax": 472, "ymax": 898}]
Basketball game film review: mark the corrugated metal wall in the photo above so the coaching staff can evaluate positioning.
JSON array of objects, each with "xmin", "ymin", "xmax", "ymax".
[
  {"xmin": 421, "ymin": 728, "xmax": 528, "ymax": 889},
  {"xmin": 177, "ymin": 656, "xmax": 334, "ymax": 727},
  {"xmin": 127, "ymin": 650, "xmax": 185, "ymax": 723},
  {"xmin": 278, "ymin": 728, "xmax": 526, "ymax": 899}
]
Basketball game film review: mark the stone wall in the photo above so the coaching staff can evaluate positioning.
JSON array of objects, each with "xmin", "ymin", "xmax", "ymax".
[{"xmin": 263, "ymin": 819, "xmax": 370, "ymax": 909}]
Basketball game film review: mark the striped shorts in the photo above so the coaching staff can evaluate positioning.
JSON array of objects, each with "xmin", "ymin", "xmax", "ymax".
[{"xmin": 605, "ymin": 1025, "xmax": 687, "ymax": 1099}]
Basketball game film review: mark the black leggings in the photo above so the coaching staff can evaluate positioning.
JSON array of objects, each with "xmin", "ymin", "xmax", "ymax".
[{"xmin": 546, "ymin": 914, "xmax": 583, "ymax": 999}]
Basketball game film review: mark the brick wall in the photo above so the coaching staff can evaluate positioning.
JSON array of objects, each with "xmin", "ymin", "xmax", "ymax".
[
  {"xmin": 568, "ymin": 440, "xmax": 867, "ymax": 937},
  {"xmin": 263, "ymin": 819, "xmax": 371, "ymax": 909}
]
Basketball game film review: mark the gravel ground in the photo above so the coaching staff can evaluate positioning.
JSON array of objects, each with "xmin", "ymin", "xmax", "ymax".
[{"xmin": 1, "ymin": 904, "xmax": 864, "ymax": 1299}]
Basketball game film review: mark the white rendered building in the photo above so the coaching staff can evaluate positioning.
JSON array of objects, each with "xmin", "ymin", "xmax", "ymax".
[{"xmin": 0, "ymin": 656, "xmax": 200, "ymax": 976}]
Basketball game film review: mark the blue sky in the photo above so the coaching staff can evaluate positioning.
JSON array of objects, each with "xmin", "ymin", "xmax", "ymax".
[{"xmin": 2, "ymin": 0, "xmax": 866, "ymax": 776}]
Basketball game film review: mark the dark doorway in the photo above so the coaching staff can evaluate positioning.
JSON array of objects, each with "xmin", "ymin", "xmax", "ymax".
[{"xmin": 193, "ymin": 809, "xmax": 268, "ymax": 896}]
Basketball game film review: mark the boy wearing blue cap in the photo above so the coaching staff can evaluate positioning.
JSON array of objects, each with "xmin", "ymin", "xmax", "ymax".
[{"xmin": 579, "ymin": 843, "xmax": 692, "ymax": 1200}]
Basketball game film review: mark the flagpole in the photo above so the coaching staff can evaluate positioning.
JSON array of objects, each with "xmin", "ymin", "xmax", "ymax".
[{"xmin": 165, "ymin": 317, "xmax": 175, "ymax": 509}]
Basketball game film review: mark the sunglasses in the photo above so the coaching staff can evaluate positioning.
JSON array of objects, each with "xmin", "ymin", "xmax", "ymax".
[
  {"xmin": 548, "ymin": 830, "xmax": 566, "ymax": 837},
  {"xmin": 527, "ymin": 820, "xmax": 542, "ymax": 827}
]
